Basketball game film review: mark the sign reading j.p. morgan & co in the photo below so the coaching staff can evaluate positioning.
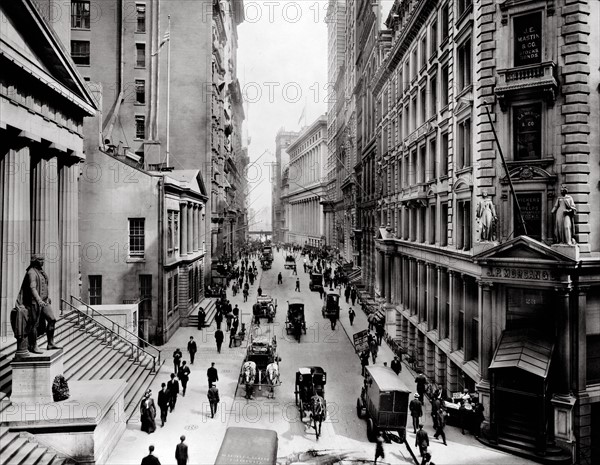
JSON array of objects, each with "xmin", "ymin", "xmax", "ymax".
[{"xmin": 486, "ymin": 267, "xmax": 557, "ymax": 281}]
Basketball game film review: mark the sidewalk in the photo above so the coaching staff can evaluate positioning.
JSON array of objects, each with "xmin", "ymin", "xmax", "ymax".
[
  {"xmin": 106, "ymin": 262, "xmax": 263, "ymax": 465},
  {"xmin": 336, "ymin": 292, "xmax": 535, "ymax": 465}
]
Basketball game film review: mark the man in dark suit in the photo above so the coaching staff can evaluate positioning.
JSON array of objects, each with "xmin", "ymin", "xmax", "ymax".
[
  {"xmin": 141, "ymin": 445, "xmax": 161, "ymax": 465},
  {"xmin": 157, "ymin": 383, "xmax": 170, "ymax": 426},
  {"xmin": 207, "ymin": 362, "xmax": 219, "ymax": 387},
  {"xmin": 215, "ymin": 329, "xmax": 224, "ymax": 353},
  {"xmin": 167, "ymin": 373, "xmax": 179, "ymax": 412},
  {"xmin": 175, "ymin": 435, "xmax": 188, "ymax": 465},
  {"xmin": 187, "ymin": 337, "xmax": 197, "ymax": 365},
  {"xmin": 207, "ymin": 384, "xmax": 220, "ymax": 418}
]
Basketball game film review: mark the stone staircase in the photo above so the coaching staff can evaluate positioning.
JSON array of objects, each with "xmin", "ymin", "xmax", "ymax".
[
  {"xmin": 0, "ymin": 310, "xmax": 162, "ymax": 421},
  {"xmin": 0, "ymin": 426, "xmax": 76, "ymax": 465},
  {"xmin": 186, "ymin": 298, "xmax": 218, "ymax": 328}
]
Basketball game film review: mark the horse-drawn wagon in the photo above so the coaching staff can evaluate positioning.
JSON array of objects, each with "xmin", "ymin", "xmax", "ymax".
[
  {"xmin": 284, "ymin": 255, "xmax": 296, "ymax": 269},
  {"xmin": 240, "ymin": 334, "xmax": 281, "ymax": 399},
  {"xmin": 285, "ymin": 298, "xmax": 306, "ymax": 342},
  {"xmin": 252, "ymin": 295, "xmax": 277, "ymax": 324},
  {"xmin": 294, "ymin": 366, "xmax": 327, "ymax": 439}
]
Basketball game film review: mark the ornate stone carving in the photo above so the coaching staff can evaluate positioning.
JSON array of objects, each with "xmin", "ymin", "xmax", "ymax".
[{"xmin": 476, "ymin": 190, "xmax": 498, "ymax": 242}]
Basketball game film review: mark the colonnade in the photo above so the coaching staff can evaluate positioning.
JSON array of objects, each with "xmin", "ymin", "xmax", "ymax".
[
  {"xmin": 179, "ymin": 201, "xmax": 203, "ymax": 256},
  {"xmin": 0, "ymin": 139, "xmax": 81, "ymax": 337},
  {"xmin": 288, "ymin": 196, "xmax": 323, "ymax": 241}
]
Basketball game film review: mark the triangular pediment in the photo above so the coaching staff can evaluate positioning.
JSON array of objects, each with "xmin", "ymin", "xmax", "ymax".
[
  {"xmin": 1, "ymin": 0, "xmax": 97, "ymax": 114},
  {"xmin": 474, "ymin": 236, "xmax": 576, "ymax": 264}
]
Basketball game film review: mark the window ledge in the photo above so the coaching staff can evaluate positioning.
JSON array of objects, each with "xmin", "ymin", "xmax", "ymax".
[
  {"xmin": 134, "ymin": 102, "xmax": 146, "ymax": 106},
  {"xmin": 439, "ymin": 36, "xmax": 450, "ymax": 50},
  {"xmin": 127, "ymin": 257, "xmax": 146, "ymax": 263},
  {"xmin": 455, "ymin": 85, "xmax": 473, "ymax": 101}
]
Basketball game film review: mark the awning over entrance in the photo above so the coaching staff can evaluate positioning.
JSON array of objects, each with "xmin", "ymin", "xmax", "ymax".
[{"xmin": 489, "ymin": 329, "xmax": 554, "ymax": 378}]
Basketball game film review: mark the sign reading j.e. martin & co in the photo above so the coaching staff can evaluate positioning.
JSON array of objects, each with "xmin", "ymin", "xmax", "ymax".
[{"xmin": 486, "ymin": 267, "xmax": 557, "ymax": 281}]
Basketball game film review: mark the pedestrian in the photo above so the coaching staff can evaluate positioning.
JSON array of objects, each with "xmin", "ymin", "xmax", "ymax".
[
  {"xmin": 415, "ymin": 370, "xmax": 427, "ymax": 400},
  {"xmin": 187, "ymin": 336, "xmax": 197, "ymax": 365},
  {"xmin": 409, "ymin": 393, "xmax": 423, "ymax": 433},
  {"xmin": 215, "ymin": 328, "xmax": 224, "ymax": 353},
  {"xmin": 257, "ymin": 286, "xmax": 262, "ymax": 297},
  {"xmin": 415, "ymin": 424, "xmax": 429, "ymax": 457},
  {"xmin": 460, "ymin": 395, "xmax": 474, "ymax": 435},
  {"xmin": 207, "ymin": 383, "xmax": 220, "ymax": 418},
  {"xmin": 197, "ymin": 307, "xmax": 205, "ymax": 329},
  {"xmin": 243, "ymin": 287, "xmax": 249, "ymax": 302},
  {"xmin": 374, "ymin": 430, "xmax": 385, "ymax": 464},
  {"xmin": 391, "ymin": 355, "xmax": 402, "ymax": 375},
  {"xmin": 157, "ymin": 383, "xmax": 169, "ymax": 427},
  {"xmin": 141, "ymin": 445, "xmax": 161, "ymax": 465},
  {"xmin": 167, "ymin": 373, "xmax": 179, "ymax": 412},
  {"xmin": 229, "ymin": 324, "xmax": 238, "ymax": 348},
  {"xmin": 175, "ymin": 435, "xmax": 188, "ymax": 465},
  {"xmin": 207, "ymin": 362, "xmax": 219, "ymax": 387},
  {"xmin": 430, "ymin": 395, "xmax": 441, "ymax": 430},
  {"xmin": 178, "ymin": 361, "xmax": 190, "ymax": 396},
  {"xmin": 277, "ymin": 272, "xmax": 283, "ymax": 284},
  {"xmin": 140, "ymin": 389, "xmax": 156, "ymax": 434},
  {"xmin": 360, "ymin": 349, "xmax": 370, "ymax": 376},
  {"xmin": 225, "ymin": 310, "xmax": 233, "ymax": 332},
  {"xmin": 214, "ymin": 309, "xmax": 223, "ymax": 330},
  {"xmin": 292, "ymin": 264, "xmax": 297, "ymax": 275},
  {"xmin": 295, "ymin": 278, "xmax": 300, "ymax": 292},
  {"xmin": 433, "ymin": 407, "xmax": 447, "ymax": 445},
  {"xmin": 420, "ymin": 451, "xmax": 433, "ymax": 465},
  {"xmin": 370, "ymin": 338, "xmax": 379, "ymax": 364},
  {"xmin": 348, "ymin": 308, "xmax": 355, "ymax": 325},
  {"xmin": 473, "ymin": 401, "xmax": 485, "ymax": 438},
  {"xmin": 318, "ymin": 286, "xmax": 324, "ymax": 299},
  {"xmin": 376, "ymin": 324, "xmax": 384, "ymax": 346},
  {"xmin": 351, "ymin": 286, "xmax": 357, "ymax": 305},
  {"xmin": 344, "ymin": 285, "xmax": 350, "ymax": 303},
  {"xmin": 173, "ymin": 348, "xmax": 182, "ymax": 374}
]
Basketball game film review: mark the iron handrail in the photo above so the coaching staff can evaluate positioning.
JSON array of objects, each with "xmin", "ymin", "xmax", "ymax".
[
  {"xmin": 61, "ymin": 298, "xmax": 159, "ymax": 373},
  {"xmin": 70, "ymin": 295, "xmax": 162, "ymax": 366}
]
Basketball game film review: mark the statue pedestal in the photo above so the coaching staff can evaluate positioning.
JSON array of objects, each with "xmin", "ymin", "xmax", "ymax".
[
  {"xmin": 551, "ymin": 244, "xmax": 579, "ymax": 261},
  {"xmin": 473, "ymin": 241, "xmax": 499, "ymax": 255},
  {"xmin": 10, "ymin": 349, "xmax": 64, "ymax": 404}
]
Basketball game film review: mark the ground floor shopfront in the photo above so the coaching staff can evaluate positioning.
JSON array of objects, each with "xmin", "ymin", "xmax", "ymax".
[{"xmin": 375, "ymin": 232, "xmax": 600, "ymax": 464}]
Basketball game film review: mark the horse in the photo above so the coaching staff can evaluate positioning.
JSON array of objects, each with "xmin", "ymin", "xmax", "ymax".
[
  {"xmin": 310, "ymin": 393, "xmax": 326, "ymax": 439},
  {"xmin": 242, "ymin": 361, "xmax": 256, "ymax": 399},
  {"xmin": 265, "ymin": 361, "xmax": 280, "ymax": 399}
]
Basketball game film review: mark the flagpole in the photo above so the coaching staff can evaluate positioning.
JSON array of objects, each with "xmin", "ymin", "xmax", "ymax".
[{"xmin": 166, "ymin": 14, "xmax": 171, "ymax": 168}]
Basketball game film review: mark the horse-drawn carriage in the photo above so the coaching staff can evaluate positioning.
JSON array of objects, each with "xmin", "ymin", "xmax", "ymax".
[
  {"xmin": 285, "ymin": 298, "xmax": 306, "ymax": 342},
  {"xmin": 309, "ymin": 273, "xmax": 323, "ymax": 292},
  {"xmin": 252, "ymin": 295, "xmax": 277, "ymax": 324},
  {"xmin": 284, "ymin": 255, "xmax": 296, "ymax": 269},
  {"xmin": 294, "ymin": 367, "xmax": 327, "ymax": 439},
  {"xmin": 261, "ymin": 259, "xmax": 271, "ymax": 270},
  {"xmin": 321, "ymin": 289, "xmax": 340, "ymax": 319},
  {"xmin": 240, "ymin": 334, "xmax": 281, "ymax": 399}
]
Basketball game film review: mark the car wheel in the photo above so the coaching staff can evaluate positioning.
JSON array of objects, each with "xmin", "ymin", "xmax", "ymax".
[
  {"xmin": 367, "ymin": 418, "xmax": 376, "ymax": 442},
  {"xmin": 356, "ymin": 398, "xmax": 364, "ymax": 418}
]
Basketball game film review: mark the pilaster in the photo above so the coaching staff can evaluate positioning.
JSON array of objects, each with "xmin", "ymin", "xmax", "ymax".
[
  {"xmin": 59, "ymin": 161, "xmax": 80, "ymax": 304},
  {"xmin": 187, "ymin": 202, "xmax": 193, "ymax": 255},
  {"xmin": 180, "ymin": 202, "xmax": 188, "ymax": 256}
]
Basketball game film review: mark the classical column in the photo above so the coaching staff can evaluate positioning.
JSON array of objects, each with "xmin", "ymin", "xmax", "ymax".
[
  {"xmin": 32, "ymin": 155, "xmax": 60, "ymax": 311},
  {"xmin": 448, "ymin": 270, "xmax": 456, "ymax": 350},
  {"xmin": 192, "ymin": 204, "xmax": 199, "ymax": 252},
  {"xmin": 426, "ymin": 264, "xmax": 435, "ymax": 331},
  {"xmin": 478, "ymin": 281, "xmax": 493, "ymax": 380},
  {"xmin": 180, "ymin": 202, "xmax": 188, "ymax": 256},
  {"xmin": 575, "ymin": 287, "xmax": 588, "ymax": 391},
  {"xmin": 417, "ymin": 261, "xmax": 425, "ymax": 322},
  {"xmin": 1, "ymin": 143, "xmax": 31, "ymax": 336},
  {"xmin": 555, "ymin": 287, "xmax": 572, "ymax": 395},
  {"xmin": 437, "ymin": 267, "xmax": 446, "ymax": 338},
  {"xmin": 386, "ymin": 253, "xmax": 392, "ymax": 303},
  {"xmin": 187, "ymin": 202, "xmax": 194, "ymax": 254},
  {"xmin": 59, "ymin": 161, "xmax": 80, "ymax": 303}
]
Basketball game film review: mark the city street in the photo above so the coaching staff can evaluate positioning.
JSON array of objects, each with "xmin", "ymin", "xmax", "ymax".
[{"xmin": 106, "ymin": 251, "xmax": 536, "ymax": 465}]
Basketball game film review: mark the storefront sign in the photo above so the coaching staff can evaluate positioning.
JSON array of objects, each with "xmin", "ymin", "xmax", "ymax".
[
  {"xmin": 514, "ymin": 104, "xmax": 542, "ymax": 160},
  {"xmin": 514, "ymin": 12, "xmax": 542, "ymax": 67},
  {"xmin": 515, "ymin": 192, "xmax": 542, "ymax": 240},
  {"xmin": 486, "ymin": 267, "xmax": 556, "ymax": 281},
  {"xmin": 353, "ymin": 329, "xmax": 370, "ymax": 353}
]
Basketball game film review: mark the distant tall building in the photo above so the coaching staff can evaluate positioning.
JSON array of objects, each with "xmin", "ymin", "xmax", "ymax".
[{"xmin": 272, "ymin": 129, "xmax": 299, "ymax": 242}]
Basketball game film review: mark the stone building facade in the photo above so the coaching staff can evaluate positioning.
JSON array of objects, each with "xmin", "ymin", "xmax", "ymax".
[
  {"xmin": 0, "ymin": 0, "xmax": 97, "ymax": 337},
  {"xmin": 272, "ymin": 129, "xmax": 299, "ymax": 243},
  {"xmin": 283, "ymin": 116, "xmax": 328, "ymax": 248},
  {"xmin": 367, "ymin": 0, "xmax": 600, "ymax": 463}
]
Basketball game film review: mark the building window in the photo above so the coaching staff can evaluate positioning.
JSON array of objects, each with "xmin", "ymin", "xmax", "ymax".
[
  {"xmin": 420, "ymin": 35, "xmax": 427, "ymax": 69},
  {"xmin": 174, "ymin": 274, "xmax": 179, "ymax": 308},
  {"xmin": 135, "ymin": 115, "xmax": 146, "ymax": 139},
  {"xmin": 167, "ymin": 277, "xmax": 173, "ymax": 314},
  {"xmin": 440, "ymin": 3, "xmax": 449, "ymax": 41},
  {"xmin": 430, "ymin": 20, "xmax": 438, "ymax": 56},
  {"xmin": 404, "ymin": 104, "xmax": 410, "ymax": 136},
  {"xmin": 457, "ymin": 118, "xmax": 472, "ymax": 169},
  {"xmin": 136, "ymin": 43, "xmax": 146, "ymax": 67},
  {"xmin": 432, "ymin": 270, "xmax": 439, "ymax": 330},
  {"xmin": 71, "ymin": 40, "xmax": 90, "ymax": 65},
  {"xmin": 458, "ymin": 0, "xmax": 472, "ymax": 18},
  {"xmin": 418, "ymin": 145, "xmax": 426, "ymax": 183},
  {"xmin": 430, "ymin": 74, "xmax": 437, "ymax": 117},
  {"xmin": 429, "ymin": 138, "xmax": 437, "ymax": 180},
  {"xmin": 71, "ymin": 1, "xmax": 90, "ymax": 29},
  {"xmin": 136, "ymin": 3, "xmax": 146, "ymax": 33},
  {"xmin": 440, "ymin": 132, "xmax": 449, "ymax": 176},
  {"xmin": 89, "ymin": 275, "xmax": 102, "ymax": 305},
  {"xmin": 397, "ymin": 69, "xmax": 403, "ymax": 97},
  {"xmin": 429, "ymin": 204, "xmax": 437, "ymax": 245},
  {"xmin": 440, "ymin": 202, "xmax": 448, "ymax": 246},
  {"xmin": 513, "ymin": 103, "xmax": 542, "ymax": 160},
  {"xmin": 514, "ymin": 12, "xmax": 542, "ymax": 67},
  {"xmin": 458, "ymin": 309, "xmax": 465, "ymax": 350},
  {"xmin": 135, "ymin": 80, "xmax": 145, "ymax": 104},
  {"xmin": 140, "ymin": 275, "xmax": 152, "ymax": 318},
  {"xmin": 471, "ymin": 318, "xmax": 479, "ymax": 361},
  {"xmin": 411, "ymin": 48, "xmax": 418, "ymax": 80},
  {"xmin": 456, "ymin": 200, "xmax": 472, "ymax": 250},
  {"xmin": 194, "ymin": 268, "xmax": 200, "ymax": 303},
  {"xmin": 441, "ymin": 64, "xmax": 449, "ymax": 107},
  {"xmin": 129, "ymin": 218, "xmax": 145, "ymax": 257},
  {"xmin": 410, "ymin": 149, "xmax": 417, "ymax": 185},
  {"xmin": 457, "ymin": 39, "xmax": 472, "ymax": 91},
  {"xmin": 420, "ymin": 87, "xmax": 427, "ymax": 124},
  {"xmin": 443, "ymin": 270, "xmax": 450, "ymax": 337},
  {"xmin": 514, "ymin": 192, "xmax": 542, "ymax": 241},
  {"xmin": 411, "ymin": 96, "xmax": 417, "ymax": 132},
  {"xmin": 188, "ymin": 269, "xmax": 194, "ymax": 301}
]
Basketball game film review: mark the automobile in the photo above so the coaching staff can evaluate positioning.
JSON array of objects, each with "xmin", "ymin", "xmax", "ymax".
[
  {"xmin": 356, "ymin": 365, "xmax": 411, "ymax": 443},
  {"xmin": 321, "ymin": 289, "xmax": 340, "ymax": 319},
  {"xmin": 285, "ymin": 298, "xmax": 306, "ymax": 341},
  {"xmin": 309, "ymin": 273, "xmax": 323, "ymax": 292},
  {"xmin": 214, "ymin": 427, "xmax": 278, "ymax": 465},
  {"xmin": 284, "ymin": 255, "xmax": 296, "ymax": 269}
]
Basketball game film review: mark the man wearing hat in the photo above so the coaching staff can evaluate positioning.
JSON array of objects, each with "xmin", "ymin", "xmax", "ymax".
[
  {"xmin": 175, "ymin": 435, "xmax": 188, "ymax": 465},
  {"xmin": 11, "ymin": 253, "xmax": 60, "ymax": 357},
  {"xmin": 409, "ymin": 393, "xmax": 423, "ymax": 434}
]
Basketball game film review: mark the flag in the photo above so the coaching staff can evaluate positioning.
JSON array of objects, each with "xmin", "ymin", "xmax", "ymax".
[
  {"xmin": 152, "ymin": 28, "xmax": 170, "ymax": 56},
  {"xmin": 297, "ymin": 106, "xmax": 306, "ymax": 125}
]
